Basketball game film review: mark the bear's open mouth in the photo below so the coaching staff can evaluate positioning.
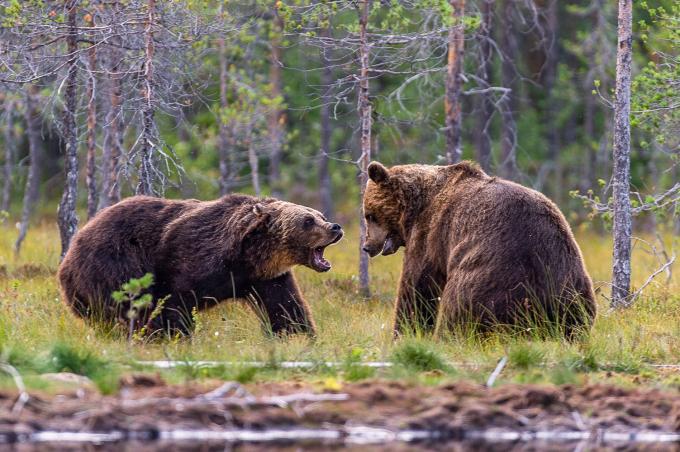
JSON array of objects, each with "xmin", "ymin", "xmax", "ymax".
[
  {"xmin": 309, "ymin": 231, "xmax": 343, "ymax": 272},
  {"xmin": 311, "ymin": 246, "xmax": 331, "ymax": 272}
]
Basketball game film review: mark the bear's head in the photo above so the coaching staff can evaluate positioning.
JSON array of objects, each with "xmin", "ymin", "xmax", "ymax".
[
  {"xmin": 362, "ymin": 160, "xmax": 484, "ymax": 258},
  {"xmin": 361, "ymin": 161, "xmax": 408, "ymax": 257},
  {"xmin": 251, "ymin": 201, "xmax": 344, "ymax": 275}
]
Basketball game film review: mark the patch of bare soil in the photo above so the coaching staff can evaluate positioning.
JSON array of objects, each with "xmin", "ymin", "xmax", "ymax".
[{"xmin": 1, "ymin": 377, "xmax": 679, "ymax": 450}]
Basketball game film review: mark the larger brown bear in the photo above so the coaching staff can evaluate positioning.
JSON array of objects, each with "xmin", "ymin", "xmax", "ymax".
[
  {"xmin": 58, "ymin": 195, "xmax": 343, "ymax": 336},
  {"xmin": 362, "ymin": 161, "xmax": 596, "ymax": 338}
]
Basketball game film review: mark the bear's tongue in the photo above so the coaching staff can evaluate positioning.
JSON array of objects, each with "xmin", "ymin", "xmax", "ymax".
[{"xmin": 312, "ymin": 247, "xmax": 331, "ymax": 271}]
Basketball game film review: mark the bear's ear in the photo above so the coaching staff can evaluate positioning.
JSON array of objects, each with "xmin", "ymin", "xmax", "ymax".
[
  {"xmin": 252, "ymin": 203, "xmax": 267, "ymax": 216},
  {"xmin": 368, "ymin": 161, "xmax": 389, "ymax": 184}
]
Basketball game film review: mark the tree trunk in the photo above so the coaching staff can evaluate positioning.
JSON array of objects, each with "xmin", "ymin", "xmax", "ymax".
[
  {"xmin": 100, "ymin": 41, "xmax": 123, "ymax": 209},
  {"xmin": 319, "ymin": 25, "xmax": 334, "ymax": 218},
  {"xmin": 86, "ymin": 13, "xmax": 98, "ymax": 220},
  {"xmin": 611, "ymin": 0, "xmax": 633, "ymax": 307},
  {"xmin": 137, "ymin": 0, "xmax": 156, "ymax": 196},
  {"xmin": 499, "ymin": 0, "xmax": 518, "ymax": 180},
  {"xmin": 543, "ymin": 0, "xmax": 561, "ymax": 203},
  {"xmin": 217, "ymin": 4, "xmax": 232, "ymax": 196},
  {"xmin": 444, "ymin": 0, "xmax": 465, "ymax": 164},
  {"xmin": 358, "ymin": 0, "xmax": 372, "ymax": 298},
  {"xmin": 15, "ymin": 86, "xmax": 42, "ymax": 254},
  {"xmin": 268, "ymin": 9, "xmax": 285, "ymax": 197},
  {"xmin": 247, "ymin": 131, "xmax": 261, "ymax": 197},
  {"xmin": 2, "ymin": 98, "xmax": 14, "ymax": 213},
  {"xmin": 57, "ymin": 1, "xmax": 80, "ymax": 259},
  {"xmin": 475, "ymin": 0, "xmax": 492, "ymax": 173},
  {"xmin": 582, "ymin": 83, "xmax": 597, "ymax": 193}
]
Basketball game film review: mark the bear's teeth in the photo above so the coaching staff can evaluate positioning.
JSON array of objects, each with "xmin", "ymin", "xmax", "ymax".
[{"xmin": 313, "ymin": 247, "xmax": 330, "ymax": 268}]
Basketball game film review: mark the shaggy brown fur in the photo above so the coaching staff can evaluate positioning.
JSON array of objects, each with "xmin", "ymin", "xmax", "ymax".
[
  {"xmin": 58, "ymin": 195, "xmax": 343, "ymax": 336},
  {"xmin": 362, "ymin": 161, "xmax": 596, "ymax": 338}
]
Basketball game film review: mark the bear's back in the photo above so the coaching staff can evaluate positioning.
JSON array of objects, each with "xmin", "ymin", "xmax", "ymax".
[
  {"xmin": 58, "ymin": 196, "xmax": 201, "ymax": 313},
  {"xmin": 84, "ymin": 196, "xmax": 199, "ymax": 258}
]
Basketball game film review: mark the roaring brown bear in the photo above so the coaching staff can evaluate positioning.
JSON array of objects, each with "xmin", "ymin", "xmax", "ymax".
[
  {"xmin": 58, "ymin": 195, "xmax": 343, "ymax": 336},
  {"xmin": 362, "ymin": 161, "xmax": 596, "ymax": 338}
]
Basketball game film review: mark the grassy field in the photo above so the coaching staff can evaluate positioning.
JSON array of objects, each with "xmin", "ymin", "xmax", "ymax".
[{"xmin": 0, "ymin": 217, "xmax": 678, "ymax": 394}]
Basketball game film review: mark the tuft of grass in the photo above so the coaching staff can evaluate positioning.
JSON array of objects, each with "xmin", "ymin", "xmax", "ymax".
[
  {"xmin": 48, "ymin": 342, "xmax": 109, "ymax": 377},
  {"xmin": 549, "ymin": 364, "xmax": 580, "ymax": 385},
  {"xmin": 391, "ymin": 340, "xmax": 450, "ymax": 373},
  {"xmin": 48, "ymin": 342, "xmax": 120, "ymax": 394},
  {"xmin": 605, "ymin": 357, "xmax": 643, "ymax": 375},
  {"xmin": 0, "ymin": 345, "xmax": 38, "ymax": 372},
  {"xmin": 563, "ymin": 346, "xmax": 600, "ymax": 373},
  {"xmin": 342, "ymin": 348, "xmax": 376, "ymax": 382},
  {"xmin": 233, "ymin": 366, "xmax": 259, "ymax": 384},
  {"xmin": 508, "ymin": 342, "xmax": 545, "ymax": 370}
]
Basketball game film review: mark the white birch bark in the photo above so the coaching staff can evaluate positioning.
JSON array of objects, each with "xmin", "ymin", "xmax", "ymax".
[
  {"xmin": 610, "ymin": 0, "xmax": 633, "ymax": 307},
  {"xmin": 358, "ymin": 0, "xmax": 372, "ymax": 297}
]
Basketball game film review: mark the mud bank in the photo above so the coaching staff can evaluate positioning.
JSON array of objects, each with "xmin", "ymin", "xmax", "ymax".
[{"xmin": 1, "ymin": 379, "xmax": 679, "ymax": 450}]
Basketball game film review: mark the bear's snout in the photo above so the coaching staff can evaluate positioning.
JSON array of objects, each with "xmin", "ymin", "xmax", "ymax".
[
  {"xmin": 362, "ymin": 243, "xmax": 382, "ymax": 258},
  {"xmin": 329, "ymin": 223, "xmax": 344, "ymax": 243}
]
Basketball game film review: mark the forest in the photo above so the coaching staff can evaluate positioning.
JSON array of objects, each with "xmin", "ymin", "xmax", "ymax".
[{"xmin": 0, "ymin": 0, "xmax": 679, "ymax": 449}]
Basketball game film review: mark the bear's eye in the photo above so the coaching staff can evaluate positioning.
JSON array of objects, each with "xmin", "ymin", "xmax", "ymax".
[
  {"xmin": 303, "ymin": 217, "xmax": 315, "ymax": 228},
  {"xmin": 365, "ymin": 214, "xmax": 376, "ymax": 223}
]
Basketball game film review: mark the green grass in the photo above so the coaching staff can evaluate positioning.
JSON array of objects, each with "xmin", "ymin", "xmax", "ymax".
[
  {"xmin": 0, "ymin": 218, "xmax": 679, "ymax": 392},
  {"xmin": 508, "ymin": 342, "xmax": 545, "ymax": 370},
  {"xmin": 391, "ymin": 339, "xmax": 451, "ymax": 373}
]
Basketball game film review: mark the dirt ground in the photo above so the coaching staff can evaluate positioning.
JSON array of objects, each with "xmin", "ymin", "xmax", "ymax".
[{"xmin": 1, "ymin": 377, "xmax": 680, "ymax": 450}]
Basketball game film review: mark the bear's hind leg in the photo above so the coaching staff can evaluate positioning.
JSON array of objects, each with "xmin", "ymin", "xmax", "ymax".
[
  {"xmin": 247, "ymin": 272, "xmax": 316, "ymax": 336},
  {"xmin": 393, "ymin": 268, "xmax": 442, "ymax": 338},
  {"xmin": 434, "ymin": 279, "xmax": 497, "ymax": 337}
]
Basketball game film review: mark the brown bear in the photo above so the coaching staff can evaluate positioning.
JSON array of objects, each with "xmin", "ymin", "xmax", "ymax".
[
  {"xmin": 362, "ymin": 161, "xmax": 596, "ymax": 338},
  {"xmin": 58, "ymin": 194, "xmax": 343, "ymax": 336}
]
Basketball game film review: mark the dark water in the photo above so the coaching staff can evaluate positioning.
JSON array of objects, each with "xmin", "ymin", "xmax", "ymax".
[{"xmin": 2, "ymin": 427, "xmax": 680, "ymax": 451}]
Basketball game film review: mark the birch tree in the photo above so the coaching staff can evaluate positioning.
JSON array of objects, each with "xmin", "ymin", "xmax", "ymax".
[
  {"xmin": 85, "ymin": 9, "xmax": 98, "ymax": 220},
  {"xmin": 610, "ymin": 0, "xmax": 633, "ymax": 307},
  {"xmin": 217, "ymin": 3, "xmax": 233, "ymax": 196},
  {"xmin": 14, "ymin": 86, "xmax": 41, "ymax": 254},
  {"xmin": 57, "ymin": 0, "xmax": 80, "ymax": 259},
  {"xmin": 357, "ymin": 0, "xmax": 372, "ymax": 297},
  {"xmin": 1, "ymin": 95, "xmax": 15, "ymax": 213},
  {"xmin": 137, "ymin": 0, "xmax": 157, "ymax": 196},
  {"xmin": 319, "ymin": 23, "xmax": 334, "ymax": 218}
]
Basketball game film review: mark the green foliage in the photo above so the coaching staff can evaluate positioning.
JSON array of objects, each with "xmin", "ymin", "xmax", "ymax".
[
  {"xmin": 564, "ymin": 347, "xmax": 600, "ymax": 373},
  {"xmin": 112, "ymin": 273, "xmax": 159, "ymax": 342},
  {"xmin": 549, "ymin": 364, "xmax": 579, "ymax": 385},
  {"xmin": 342, "ymin": 347, "xmax": 376, "ymax": 381},
  {"xmin": 112, "ymin": 274, "xmax": 154, "ymax": 315},
  {"xmin": 391, "ymin": 340, "xmax": 449, "ymax": 373},
  {"xmin": 49, "ymin": 342, "xmax": 108, "ymax": 377},
  {"xmin": 508, "ymin": 343, "xmax": 545, "ymax": 370},
  {"xmin": 631, "ymin": 2, "xmax": 679, "ymax": 149},
  {"xmin": 48, "ymin": 342, "xmax": 119, "ymax": 394},
  {"xmin": 234, "ymin": 365, "xmax": 259, "ymax": 383}
]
